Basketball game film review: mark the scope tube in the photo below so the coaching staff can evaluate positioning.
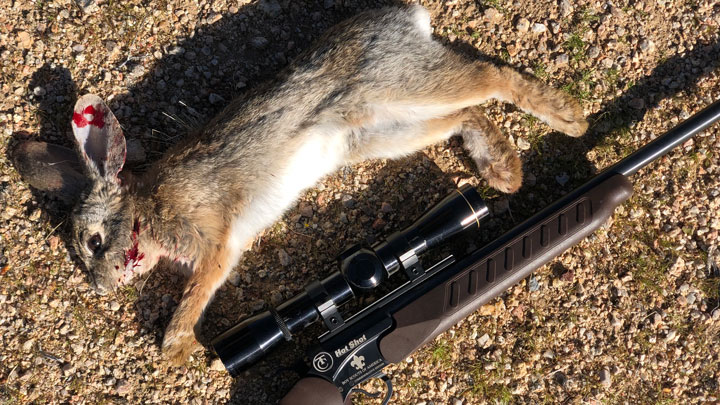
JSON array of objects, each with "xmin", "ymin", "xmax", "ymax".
[
  {"xmin": 374, "ymin": 185, "xmax": 489, "ymax": 277},
  {"xmin": 212, "ymin": 185, "xmax": 489, "ymax": 375}
]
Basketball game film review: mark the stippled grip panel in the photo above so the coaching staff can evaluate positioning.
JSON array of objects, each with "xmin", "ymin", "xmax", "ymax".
[{"xmin": 380, "ymin": 174, "xmax": 633, "ymax": 363}]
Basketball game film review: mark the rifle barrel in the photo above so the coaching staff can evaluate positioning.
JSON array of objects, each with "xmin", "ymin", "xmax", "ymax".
[{"xmin": 611, "ymin": 99, "xmax": 720, "ymax": 177}]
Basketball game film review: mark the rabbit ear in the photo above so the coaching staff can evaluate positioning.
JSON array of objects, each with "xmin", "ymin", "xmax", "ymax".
[
  {"xmin": 71, "ymin": 94, "xmax": 126, "ymax": 181},
  {"xmin": 11, "ymin": 141, "xmax": 88, "ymax": 205}
]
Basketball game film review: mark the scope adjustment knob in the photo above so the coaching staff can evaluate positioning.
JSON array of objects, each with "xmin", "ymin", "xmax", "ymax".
[{"xmin": 341, "ymin": 249, "xmax": 386, "ymax": 291}]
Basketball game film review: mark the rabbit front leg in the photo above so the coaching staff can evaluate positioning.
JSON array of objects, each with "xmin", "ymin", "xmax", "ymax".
[{"xmin": 162, "ymin": 234, "xmax": 236, "ymax": 365}]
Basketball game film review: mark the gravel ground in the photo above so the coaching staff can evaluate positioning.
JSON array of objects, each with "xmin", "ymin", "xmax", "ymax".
[{"xmin": 2, "ymin": 0, "xmax": 720, "ymax": 404}]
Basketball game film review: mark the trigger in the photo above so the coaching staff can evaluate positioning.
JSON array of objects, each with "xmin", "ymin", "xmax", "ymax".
[
  {"xmin": 378, "ymin": 373, "xmax": 393, "ymax": 405},
  {"xmin": 348, "ymin": 372, "xmax": 393, "ymax": 405}
]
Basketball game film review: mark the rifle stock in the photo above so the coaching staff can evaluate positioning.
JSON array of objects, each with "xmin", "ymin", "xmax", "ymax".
[{"xmin": 379, "ymin": 174, "xmax": 633, "ymax": 362}]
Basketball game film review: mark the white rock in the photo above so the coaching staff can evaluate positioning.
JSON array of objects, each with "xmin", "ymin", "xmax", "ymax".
[
  {"xmin": 22, "ymin": 339, "xmax": 34, "ymax": 352},
  {"xmin": 638, "ymin": 39, "xmax": 654, "ymax": 52},
  {"xmin": 210, "ymin": 358, "xmax": 226, "ymax": 372},
  {"xmin": 516, "ymin": 18, "xmax": 530, "ymax": 32},
  {"xmin": 484, "ymin": 8, "xmax": 501, "ymax": 22},
  {"xmin": 516, "ymin": 137, "xmax": 531, "ymax": 151},
  {"xmin": 560, "ymin": 0, "xmax": 574, "ymax": 17},
  {"xmin": 477, "ymin": 333, "xmax": 490, "ymax": 348},
  {"xmin": 532, "ymin": 23, "xmax": 547, "ymax": 33}
]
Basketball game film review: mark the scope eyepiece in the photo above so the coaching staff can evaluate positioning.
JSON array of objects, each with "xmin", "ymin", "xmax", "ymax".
[{"xmin": 212, "ymin": 185, "xmax": 489, "ymax": 374}]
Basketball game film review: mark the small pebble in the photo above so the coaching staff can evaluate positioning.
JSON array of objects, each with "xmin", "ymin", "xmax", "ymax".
[
  {"xmin": 516, "ymin": 137, "xmax": 531, "ymax": 151},
  {"xmin": 528, "ymin": 275, "xmax": 540, "ymax": 292},
  {"xmin": 209, "ymin": 93, "xmax": 225, "ymax": 105},
  {"xmin": 531, "ymin": 23, "xmax": 546, "ymax": 33},
  {"xmin": 277, "ymin": 249, "xmax": 291, "ymax": 266},
  {"xmin": 599, "ymin": 369, "xmax": 612, "ymax": 387},
  {"xmin": 587, "ymin": 46, "xmax": 600, "ymax": 59},
  {"xmin": 484, "ymin": 8, "xmax": 501, "ymax": 22},
  {"xmin": 629, "ymin": 98, "xmax": 645, "ymax": 109},
  {"xmin": 210, "ymin": 358, "xmax": 225, "ymax": 372},
  {"xmin": 299, "ymin": 202, "xmax": 313, "ymax": 217},
  {"xmin": 227, "ymin": 271, "xmax": 241, "ymax": 286},
  {"xmin": 560, "ymin": 0, "xmax": 574, "ymax": 17},
  {"xmin": 250, "ymin": 37, "xmax": 269, "ymax": 49},
  {"xmin": 516, "ymin": 18, "xmax": 530, "ymax": 32}
]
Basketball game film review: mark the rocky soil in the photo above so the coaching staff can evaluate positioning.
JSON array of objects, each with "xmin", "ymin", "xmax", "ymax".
[{"xmin": 1, "ymin": 0, "xmax": 719, "ymax": 404}]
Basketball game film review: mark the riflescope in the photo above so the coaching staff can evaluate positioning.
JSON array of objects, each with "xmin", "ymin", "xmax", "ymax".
[{"xmin": 212, "ymin": 184, "xmax": 489, "ymax": 376}]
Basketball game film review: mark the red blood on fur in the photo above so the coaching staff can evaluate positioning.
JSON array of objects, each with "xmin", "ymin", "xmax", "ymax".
[
  {"xmin": 72, "ymin": 105, "xmax": 105, "ymax": 128},
  {"xmin": 124, "ymin": 219, "xmax": 145, "ymax": 269}
]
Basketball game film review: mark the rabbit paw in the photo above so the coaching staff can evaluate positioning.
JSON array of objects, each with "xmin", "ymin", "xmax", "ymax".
[
  {"xmin": 483, "ymin": 164, "xmax": 522, "ymax": 193},
  {"xmin": 553, "ymin": 112, "xmax": 589, "ymax": 138},
  {"xmin": 545, "ymin": 96, "xmax": 589, "ymax": 137},
  {"xmin": 478, "ymin": 155, "xmax": 523, "ymax": 194},
  {"xmin": 162, "ymin": 329, "xmax": 199, "ymax": 366}
]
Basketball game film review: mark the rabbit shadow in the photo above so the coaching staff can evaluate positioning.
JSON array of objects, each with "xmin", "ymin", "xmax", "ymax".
[
  {"xmin": 199, "ymin": 154, "xmax": 463, "ymax": 403},
  {"xmin": 5, "ymin": 66, "xmax": 88, "ymax": 280}
]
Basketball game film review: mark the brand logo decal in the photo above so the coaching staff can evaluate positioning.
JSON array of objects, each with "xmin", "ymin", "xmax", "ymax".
[
  {"xmin": 350, "ymin": 355, "xmax": 365, "ymax": 370},
  {"xmin": 313, "ymin": 352, "xmax": 333, "ymax": 372},
  {"xmin": 334, "ymin": 334, "xmax": 368, "ymax": 357}
]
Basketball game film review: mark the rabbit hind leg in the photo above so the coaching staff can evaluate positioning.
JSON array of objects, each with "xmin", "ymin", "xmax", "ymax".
[
  {"xmin": 398, "ymin": 60, "xmax": 588, "ymax": 137},
  {"xmin": 460, "ymin": 107, "xmax": 523, "ymax": 194}
]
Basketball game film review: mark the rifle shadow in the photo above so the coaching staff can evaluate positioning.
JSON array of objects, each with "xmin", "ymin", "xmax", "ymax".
[{"xmin": 6, "ymin": 0, "xmax": 719, "ymax": 403}]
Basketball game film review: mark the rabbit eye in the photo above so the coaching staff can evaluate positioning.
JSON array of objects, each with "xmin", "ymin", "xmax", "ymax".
[{"xmin": 87, "ymin": 233, "xmax": 102, "ymax": 253}]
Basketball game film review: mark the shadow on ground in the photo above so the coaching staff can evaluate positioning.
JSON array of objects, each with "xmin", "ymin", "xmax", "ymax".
[{"xmin": 6, "ymin": 0, "xmax": 719, "ymax": 403}]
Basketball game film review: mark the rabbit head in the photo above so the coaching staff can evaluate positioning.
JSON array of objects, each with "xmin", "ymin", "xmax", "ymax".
[
  {"xmin": 69, "ymin": 95, "xmax": 144, "ymax": 294},
  {"xmin": 12, "ymin": 94, "xmax": 145, "ymax": 294}
]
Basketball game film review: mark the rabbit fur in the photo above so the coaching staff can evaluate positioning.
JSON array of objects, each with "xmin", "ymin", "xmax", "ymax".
[{"xmin": 12, "ymin": 5, "xmax": 587, "ymax": 365}]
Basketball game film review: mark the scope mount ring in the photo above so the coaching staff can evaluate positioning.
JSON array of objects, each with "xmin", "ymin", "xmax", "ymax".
[{"xmin": 305, "ymin": 280, "xmax": 345, "ymax": 331}]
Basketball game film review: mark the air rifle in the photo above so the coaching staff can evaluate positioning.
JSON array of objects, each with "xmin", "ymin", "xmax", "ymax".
[{"xmin": 212, "ymin": 100, "xmax": 720, "ymax": 404}]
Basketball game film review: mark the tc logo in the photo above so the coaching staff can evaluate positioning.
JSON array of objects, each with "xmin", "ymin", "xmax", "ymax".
[
  {"xmin": 350, "ymin": 355, "xmax": 365, "ymax": 370},
  {"xmin": 312, "ymin": 352, "xmax": 333, "ymax": 372}
]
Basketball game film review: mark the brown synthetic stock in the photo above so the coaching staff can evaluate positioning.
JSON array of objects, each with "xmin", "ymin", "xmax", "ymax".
[
  {"xmin": 380, "ymin": 174, "xmax": 633, "ymax": 363},
  {"xmin": 279, "ymin": 377, "xmax": 349, "ymax": 405}
]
